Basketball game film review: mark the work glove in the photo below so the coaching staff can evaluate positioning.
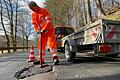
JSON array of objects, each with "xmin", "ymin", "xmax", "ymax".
[
  {"xmin": 37, "ymin": 30, "xmax": 41, "ymax": 34},
  {"xmin": 40, "ymin": 30, "xmax": 46, "ymax": 33},
  {"xmin": 37, "ymin": 30, "xmax": 46, "ymax": 34}
]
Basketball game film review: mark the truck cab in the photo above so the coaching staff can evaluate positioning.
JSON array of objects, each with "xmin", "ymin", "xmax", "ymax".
[{"xmin": 55, "ymin": 26, "xmax": 74, "ymax": 50}]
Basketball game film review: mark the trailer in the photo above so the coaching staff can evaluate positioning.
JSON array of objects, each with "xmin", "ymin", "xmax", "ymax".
[{"xmin": 61, "ymin": 19, "xmax": 120, "ymax": 61}]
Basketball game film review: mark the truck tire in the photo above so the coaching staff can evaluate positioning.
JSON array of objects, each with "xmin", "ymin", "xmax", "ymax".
[
  {"xmin": 93, "ymin": 44, "xmax": 99, "ymax": 54},
  {"xmin": 64, "ymin": 42, "xmax": 76, "ymax": 62}
]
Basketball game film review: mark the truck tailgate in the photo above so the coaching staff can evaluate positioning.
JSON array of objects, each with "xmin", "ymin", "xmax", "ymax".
[{"xmin": 103, "ymin": 20, "xmax": 120, "ymax": 43}]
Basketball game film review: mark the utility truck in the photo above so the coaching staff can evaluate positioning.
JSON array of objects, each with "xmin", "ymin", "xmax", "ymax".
[{"xmin": 61, "ymin": 19, "xmax": 120, "ymax": 61}]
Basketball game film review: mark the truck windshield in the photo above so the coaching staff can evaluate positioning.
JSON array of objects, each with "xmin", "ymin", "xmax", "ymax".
[{"xmin": 55, "ymin": 27, "xmax": 74, "ymax": 36}]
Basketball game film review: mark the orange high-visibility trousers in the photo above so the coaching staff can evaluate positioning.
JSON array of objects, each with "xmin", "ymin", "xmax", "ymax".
[{"xmin": 37, "ymin": 27, "xmax": 58, "ymax": 62}]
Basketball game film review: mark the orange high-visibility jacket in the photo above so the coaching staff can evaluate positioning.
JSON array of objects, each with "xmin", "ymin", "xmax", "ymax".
[
  {"xmin": 32, "ymin": 12, "xmax": 43, "ymax": 32},
  {"xmin": 32, "ymin": 8, "xmax": 53, "ymax": 32},
  {"xmin": 41, "ymin": 8, "xmax": 53, "ymax": 30}
]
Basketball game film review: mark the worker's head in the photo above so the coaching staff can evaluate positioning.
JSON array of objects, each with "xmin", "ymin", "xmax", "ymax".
[
  {"xmin": 28, "ymin": 1, "xmax": 40, "ymax": 12},
  {"xmin": 28, "ymin": 0, "xmax": 46, "ymax": 11}
]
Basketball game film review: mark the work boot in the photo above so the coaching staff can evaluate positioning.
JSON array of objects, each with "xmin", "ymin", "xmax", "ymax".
[
  {"xmin": 33, "ymin": 61, "xmax": 45, "ymax": 65},
  {"xmin": 53, "ymin": 59, "xmax": 59, "ymax": 65}
]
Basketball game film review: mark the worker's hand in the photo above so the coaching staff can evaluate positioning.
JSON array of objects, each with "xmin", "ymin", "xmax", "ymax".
[
  {"xmin": 37, "ymin": 30, "xmax": 47, "ymax": 34},
  {"xmin": 37, "ymin": 30, "xmax": 41, "ymax": 34},
  {"xmin": 40, "ymin": 30, "xmax": 46, "ymax": 33}
]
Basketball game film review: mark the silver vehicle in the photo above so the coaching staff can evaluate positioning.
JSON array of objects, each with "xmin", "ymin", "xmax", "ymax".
[{"xmin": 62, "ymin": 19, "xmax": 120, "ymax": 61}]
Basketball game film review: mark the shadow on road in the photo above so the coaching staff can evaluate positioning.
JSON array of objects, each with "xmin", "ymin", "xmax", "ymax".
[
  {"xmin": 72, "ymin": 56, "xmax": 120, "ymax": 64},
  {"xmin": 57, "ymin": 55, "xmax": 120, "ymax": 65}
]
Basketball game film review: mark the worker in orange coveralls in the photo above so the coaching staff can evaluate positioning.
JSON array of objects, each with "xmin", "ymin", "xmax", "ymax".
[{"xmin": 28, "ymin": 1, "xmax": 59, "ymax": 65}]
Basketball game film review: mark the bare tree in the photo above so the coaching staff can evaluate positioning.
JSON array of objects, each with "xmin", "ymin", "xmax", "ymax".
[
  {"xmin": 0, "ymin": 0, "xmax": 10, "ymax": 52},
  {"xmin": 14, "ymin": 0, "xmax": 18, "ymax": 51},
  {"xmin": 17, "ymin": 11, "xmax": 34, "ymax": 48},
  {"xmin": 94, "ymin": 0, "xmax": 106, "ymax": 16},
  {"xmin": 0, "ymin": 0, "xmax": 34, "ymax": 51}
]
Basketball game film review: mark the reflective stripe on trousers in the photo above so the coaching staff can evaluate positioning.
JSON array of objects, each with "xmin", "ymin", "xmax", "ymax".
[
  {"xmin": 37, "ymin": 54, "xmax": 45, "ymax": 62},
  {"xmin": 51, "ymin": 49, "xmax": 58, "ymax": 59},
  {"xmin": 37, "ymin": 50, "xmax": 45, "ymax": 62}
]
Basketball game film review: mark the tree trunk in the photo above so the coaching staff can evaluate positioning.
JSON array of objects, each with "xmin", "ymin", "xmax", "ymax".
[
  {"xmin": 82, "ymin": 0, "xmax": 87, "ymax": 26},
  {"xmin": 94, "ymin": 0, "xmax": 106, "ymax": 16},
  {"xmin": 0, "ymin": 0, "xmax": 10, "ymax": 53},
  {"xmin": 14, "ymin": 0, "xmax": 19, "ymax": 52},
  {"xmin": 26, "ymin": 36, "xmax": 29, "ymax": 49},
  {"xmin": 23, "ymin": 36, "xmax": 25, "ymax": 47},
  {"xmin": 86, "ymin": 0, "xmax": 91, "ymax": 24},
  {"xmin": 6, "ymin": 41, "xmax": 10, "ymax": 53},
  {"xmin": 87, "ymin": 0, "xmax": 93, "ymax": 22},
  {"xmin": 8, "ymin": 0, "xmax": 15, "ymax": 52}
]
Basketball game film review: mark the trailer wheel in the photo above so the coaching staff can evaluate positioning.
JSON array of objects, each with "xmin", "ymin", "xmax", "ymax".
[
  {"xmin": 93, "ymin": 44, "xmax": 99, "ymax": 54},
  {"xmin": 64, "ymin": 42, "xmax": 76, "ymax": 62},
  {"xmin": 106, "ymin": 53, "xmax": 118, "ymax": 57}
]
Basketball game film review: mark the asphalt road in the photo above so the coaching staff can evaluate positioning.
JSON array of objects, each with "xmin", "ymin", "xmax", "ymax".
[
  {"xmin": 0, "ymin": 50, "xmax": 120, "ymax": 80},
  {"xmin": 0, "ymin": 51, "xmax": 29, "ymax": 80},
  {"xmin": 0, "ymin": 49, "xmax": 57, "ymax": 80},
  {"xmin": 56, "ymin": 52, "xmax": 120, "ymax": 80}
]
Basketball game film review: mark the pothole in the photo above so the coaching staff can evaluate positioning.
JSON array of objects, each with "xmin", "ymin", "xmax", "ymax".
[{"xmin": 14, "ymin": 64, "xmax": 53, "ymax": 79}]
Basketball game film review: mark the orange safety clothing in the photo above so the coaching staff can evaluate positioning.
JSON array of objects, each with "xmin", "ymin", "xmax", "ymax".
[
  {"xmin": 31, "ymin": 8, "xmax": 58, "ymax": 62},
  {"xmin": 32, "ymin": 12, "xmax": 42, "ymax": 32}
]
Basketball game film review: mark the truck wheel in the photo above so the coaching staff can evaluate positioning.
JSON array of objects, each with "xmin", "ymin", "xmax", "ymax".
[
  {"xmin": 65, "ymin": 42, "xmax": 76, "ymax": 62},
  {"xmin": 106, "ymin": 53, "xmax": 118, "ymax": 57},
  {"xmin": 93, "ymin": 44, "xmax": 99, "ymax": 54}
]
